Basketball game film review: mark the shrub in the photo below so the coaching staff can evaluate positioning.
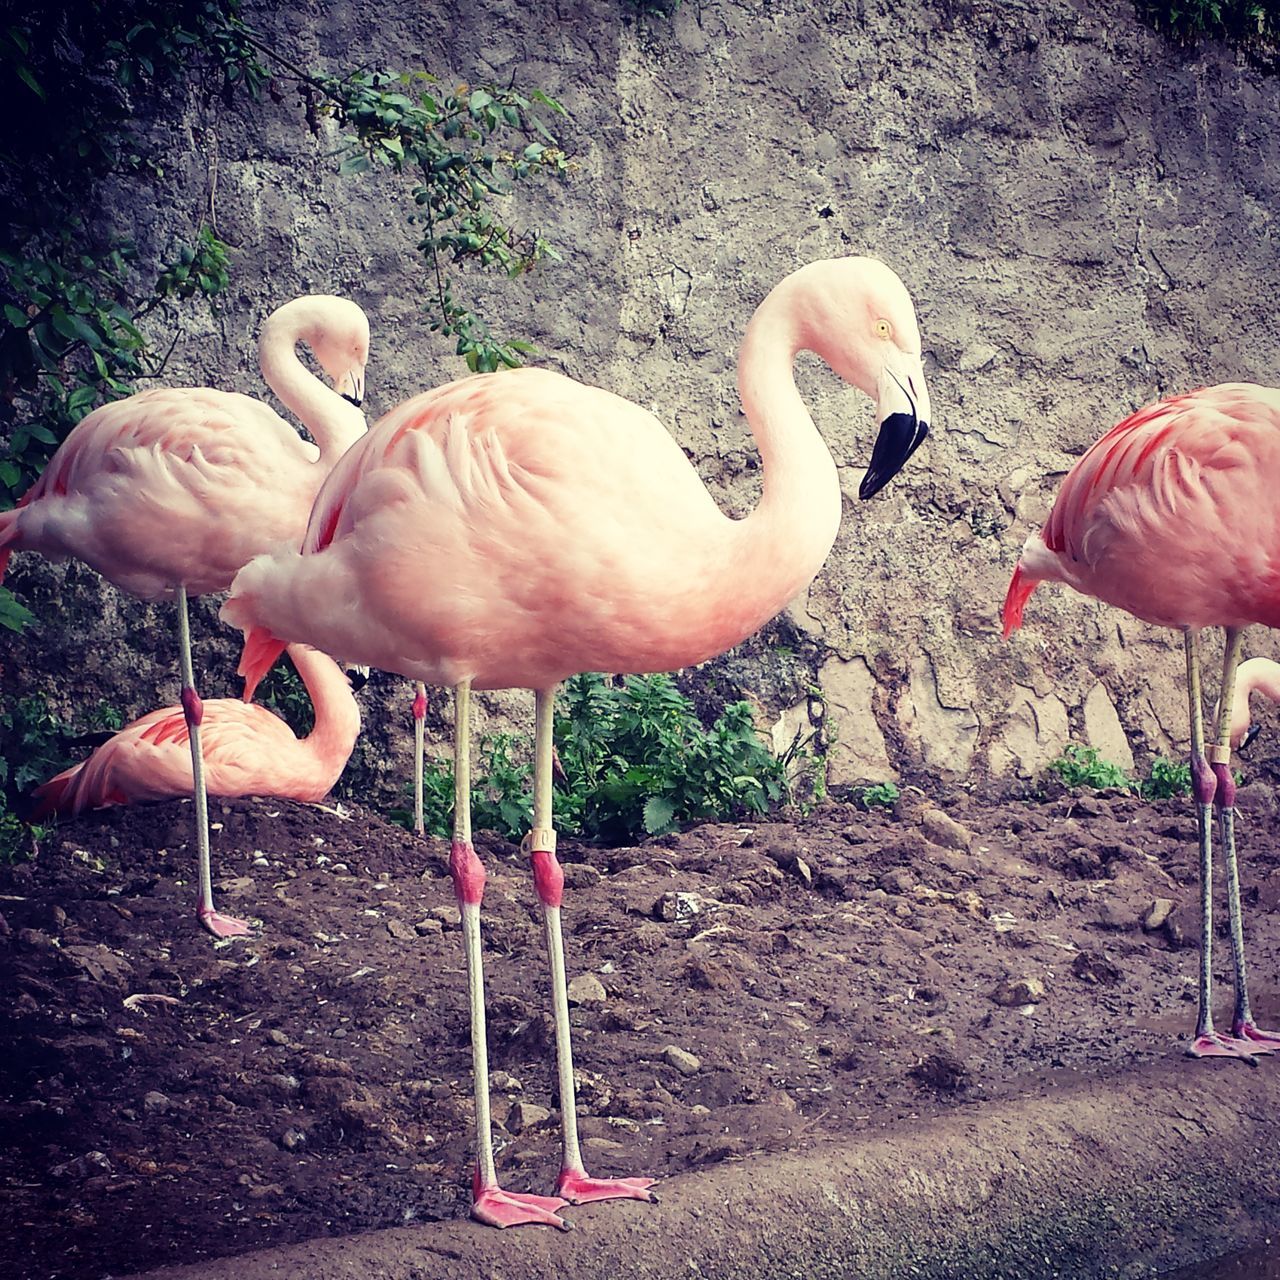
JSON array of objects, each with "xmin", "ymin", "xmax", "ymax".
[
  {"xmin": 399, "ymin": 673, "xmax": 787, "ymax": 844},
  {"xmin": 854, "ymin": 781, "xmax": 900, "ymax": 811},
  {"xmin": 1047, "ymin": 744, "xmax": 1131, "ymax": 791},
  {"xmin": 1138, "ymin": 757, "xmax": 1192, "ymax": 799}
]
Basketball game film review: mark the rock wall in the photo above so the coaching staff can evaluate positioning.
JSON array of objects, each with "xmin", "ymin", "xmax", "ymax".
[{"xmin": 6, "ymin": 0, "xmax": 1280, "ymax": 802}]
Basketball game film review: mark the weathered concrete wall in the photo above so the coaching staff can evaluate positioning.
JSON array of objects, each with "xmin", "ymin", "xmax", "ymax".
[{"xmin": 6, "ymin": 0, "xmax": 1280, "ymax": 801}]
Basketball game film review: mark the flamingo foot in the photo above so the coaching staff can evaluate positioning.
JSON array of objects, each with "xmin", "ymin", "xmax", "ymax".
[
  {"xmin": 1233, "ymin": 1020, "xmax": 1280, "ymax": 1053},
  {"xmin": 471, "ymin": 1182, "xmax": 571, "ymax": 1230},
  {"xmin": 198, "ymin": 907, "xmax": 252, "ymax": 939},
  {"xmin": 1186, "ymin": 1031, "xmax": 1259, "ymax": 1064},
  {"xmin": 556, "ymin": 1168, "xmax": 659, "ymax": 1205}
]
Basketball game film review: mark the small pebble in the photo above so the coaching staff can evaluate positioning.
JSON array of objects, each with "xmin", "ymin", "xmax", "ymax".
[
  {"xmin": 506, "ymin": 1101, "xmax": 552, "ymax": 1134},
  {"xmin": 567, "ymin": 974, "xmax": 607, "ymax": 1005},
  {"xmin": 661, "ymin": 1045, "xmax": 701, "ymax": 1076}
]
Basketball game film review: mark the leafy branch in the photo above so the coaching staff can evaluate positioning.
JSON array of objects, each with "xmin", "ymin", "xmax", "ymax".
[{"xmin": 238, "ymin": 39, "xmax": 568, "ymax": 372}]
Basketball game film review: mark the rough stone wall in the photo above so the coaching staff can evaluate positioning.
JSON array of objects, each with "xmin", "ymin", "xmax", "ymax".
[{"xmin": 5, "ymin": 0, "xmax": 1280, "ymax": 803}]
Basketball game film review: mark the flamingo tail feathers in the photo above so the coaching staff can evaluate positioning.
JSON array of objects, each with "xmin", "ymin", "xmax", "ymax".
[
  {"xmin": 238, "ymin": 627, "xmax": 287, "ymax": 703},
  {"xmin": 1002, "ymin": 564, "xmax": 1039, "ymax": 639},
  {"xmin": 26, "ymin": 767, "xmax": 78, "ymax": 823}
]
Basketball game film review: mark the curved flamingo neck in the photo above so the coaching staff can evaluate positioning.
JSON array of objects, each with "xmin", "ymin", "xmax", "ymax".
[
  {"xmin": 259, "ymin": 309, "xmax": 366, "ymax": 463},
  {"xmin": 1232, "ymin": 657, "xmax": 1280, "ymax": 747},
  {"xmin": 727, "ymin": 282, "xmax": 844, "ymax": 621},
  {"xmin": 285, "ymin": 645, "xmax": 361, "ymax": 768}
]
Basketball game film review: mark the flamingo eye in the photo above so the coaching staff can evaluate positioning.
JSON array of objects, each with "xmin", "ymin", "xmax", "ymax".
[{"xmin": 875, "ymin": 319, "xmax": 893, "ymax": 340}]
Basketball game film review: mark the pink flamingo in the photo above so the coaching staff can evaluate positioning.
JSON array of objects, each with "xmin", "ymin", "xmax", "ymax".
[
  {"xmin": 1003, "ymin": 382, "xmax": 1280, "ymax": 1064},
  {"xmin": 0, "ymin": 296, "xmax": 369, "ymax": 937},
  {"xmin": 221, "ymin": 256, "xmax": 931, "ymax": 1229},
  {"xmin": 28, "ymin": 645, "xmax": 361, "ymax": 821}
]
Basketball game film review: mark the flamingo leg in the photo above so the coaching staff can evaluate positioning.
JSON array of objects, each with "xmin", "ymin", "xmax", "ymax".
[
  {"xmin": 452, "ymin": 681, "xmax": 568, "ymax": 1231},
  {"xmin": 1210, "ymin": 630, "xmax": 1280, "ymax": 1053},
  {"xmin": 1185, "ymin": 628, "xmax": 1255, "ymax": 1063},
  {"xmin": 181, "ymin": 587, "xmax": 249, "ymax": 939},
  {"xmin": 527, "ymin": 687, "xmax": 657, "ymax": 1208},
  {"xmin": 413, "ymin": 681, "xmax": 427, "ymax": 836}
]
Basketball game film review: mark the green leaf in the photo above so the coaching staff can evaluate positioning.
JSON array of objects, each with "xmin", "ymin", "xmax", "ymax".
[
  {"xmin": 339, "ymin": 152, "xmax": 372, "ymax": 176},
  {"xmin": 642, "ymin": 795, "xmax": 677, "ymax": 834},
  {"xmin": 0, "ymin": 588, "xmax": 34, "ymax": 633},
  {"xmin": 15, "ymin": 63, "xmax": 44, "ymax": 101}
]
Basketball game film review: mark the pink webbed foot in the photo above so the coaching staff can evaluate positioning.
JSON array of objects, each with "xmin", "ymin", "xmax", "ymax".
[
  {"xmin": 1186, "ymin": 1031, "xmax": 1259, "ymax": 1064},
  {"xmin": 557, "ymin": 1168, "xmax": 659, "ymax": 1205},
  {"xmin": 472, "ymin": 1180, "xmax": 571, "ymax": 1231},
  {"xmin": 198, "ymin": 907, "xmax": 252, "ymax": 939},
  {"xmin": 1233, "ymin": 1021, "xmax": 1280, "ymax": 1054}
]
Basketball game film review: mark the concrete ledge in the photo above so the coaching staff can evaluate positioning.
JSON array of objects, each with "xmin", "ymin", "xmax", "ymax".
[{"xmin": 126, "ymin": 1057, "xmax": 1280, "ymax": 1280}]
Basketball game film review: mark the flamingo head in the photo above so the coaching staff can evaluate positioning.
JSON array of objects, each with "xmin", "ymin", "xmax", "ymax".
[
  {"xmin": 790, "ymin": 257, "xmax": 932, "ymax": 499},
  {"xmin": 344, "ymin": 664, "xmax": 371, "ymax": 693},
  {"xmin": 262, "ymin": 295, "xmax": 370, "ymax": 407},
  {"xmin": 313, "ymin": 303, "xmax": 370, "ymax": 408}
]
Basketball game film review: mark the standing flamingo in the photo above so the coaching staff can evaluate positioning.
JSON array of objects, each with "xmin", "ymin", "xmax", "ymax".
[
  {"xmin": 28, "ymin": 645, "xmax": 361, "ymax": 820},
  {"xmin": 0, "ymin": 296, "xmax": 369, "ymax": 936},
  {"xmin": 1003, "ymin": 382, "xmax": 1280, "ymax": 1064},
  {"xmin": 221, "ymin": 255, "xmax": 931, "ymax": 1228}
]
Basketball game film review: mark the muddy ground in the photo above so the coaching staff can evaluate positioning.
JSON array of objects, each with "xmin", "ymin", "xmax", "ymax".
[{"xmin": 5, "ymin": 761, "xmax": 1280, "ymax": 1280}]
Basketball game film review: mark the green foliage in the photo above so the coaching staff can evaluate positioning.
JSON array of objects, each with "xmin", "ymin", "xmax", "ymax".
[
  {"xmin": 392, "ymin": 732, "xmax": 533, "ymax": 841},
  {"xmin": 0, "ymin": 694, "xmax": 123, "ymax": 860},
  {"xmin": 312, "ymin": 70, "xmax": 566, "ymax": 372},
  {"xmin": 1138, "ymin": 756, "xmax": 1193, "ymax": 799},
  {"xmin": 256, "ymin": 662, "xmax": 314, "ymax": 738},
  {"xmin": 854, "ymin": 781, "xmax": 900, "ymax": 811},
  {"xmin": 0, "ymin": 233, "xmax": 232, "ymax": 503},
  {"xmin": 400, "ymin": 674, "xmax": 787, "ymax": 845},
  {"xmin": 1048, "ymin": 743, "xmax": 1132, "ymax": 791},
  {"xmin": 1138, "ymin": 0, "xmax": 1280, "ymax": 56},
  {"xmin": 1, "ymin": 696, "xmax": 68, "ymax": 795},
  {"xmin": 554, "ymin": 673, "xmax": 787, "ymax": 842},
  {"xmin": 967, "ymin": 507, "xmax": 1006, "ymax": 539}
]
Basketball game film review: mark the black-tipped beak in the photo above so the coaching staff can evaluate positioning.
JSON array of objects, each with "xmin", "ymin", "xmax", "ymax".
[
  {"xmin": 339, "ymin": 369, "xmax": 365, "ymax": 408},
  {"xmin": 859, "ymin": 412, "xmax": 929, "ymax": 499},
  {"xmin": 1242, "ymin": 723, "xmax": 1262, "ymax": 753},
  {"xmin": 345, "ymin": 664, "xmax": 371, "ymax": 693}
]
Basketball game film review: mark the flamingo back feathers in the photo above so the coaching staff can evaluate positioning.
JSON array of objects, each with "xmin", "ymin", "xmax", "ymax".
[{"xmin": 1008, "ymin": 384, "xmax": 1280, "ymax": 632}]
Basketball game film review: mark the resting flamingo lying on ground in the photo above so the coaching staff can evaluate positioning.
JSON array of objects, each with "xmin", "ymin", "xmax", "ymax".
[
  {"xmin": 29, "ymin": 645, "xmax": 361, "ymax": 824},
  {"xmin": 0, "ymin": 296, "xmax": 369, "ymax": 937},
  {"xmin": 222, "ymin": 255, "xmax": 931, "ymax": 1229},
  {"xmin": 1003, "ymin": 382, "xmax": 1280, "ymax": 1064}
]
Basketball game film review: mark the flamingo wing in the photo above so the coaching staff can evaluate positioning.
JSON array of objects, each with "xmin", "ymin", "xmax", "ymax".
[{"xmin": 9, "ymin": 388, "xmax": 323, "ymax": 598}]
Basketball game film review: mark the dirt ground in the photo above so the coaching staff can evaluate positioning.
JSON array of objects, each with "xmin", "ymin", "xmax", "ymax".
[{"xmin": 5, "ymin": 759, "xmax": 1280, "ymax": 1280}]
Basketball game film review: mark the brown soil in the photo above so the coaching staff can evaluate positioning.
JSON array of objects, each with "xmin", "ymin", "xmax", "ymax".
[{"xmin": 5, "ymin": 771, "xmax": 1280, "ymax": 1280}]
